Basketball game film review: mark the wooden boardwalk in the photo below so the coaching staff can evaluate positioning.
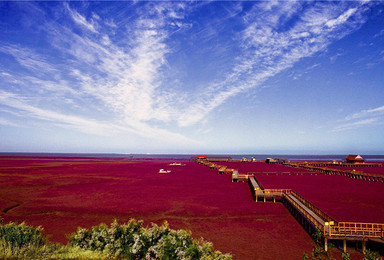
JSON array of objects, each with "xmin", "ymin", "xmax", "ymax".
[
  {"xmin": 273, "ymin": 161, "xmax": 384, "ymax": 183},
  {"xmin": 285, "ymin": 193, "xmax": 325, "ymax": 227},
  {"xmin": 193, "ymin": 157, "xmax": 384, "ymax": 254}
]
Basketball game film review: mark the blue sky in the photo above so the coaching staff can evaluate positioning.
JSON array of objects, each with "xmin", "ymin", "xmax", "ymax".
[{"xmin": 0, "ymin": 1, "xmax": 383, "ymax": 154}]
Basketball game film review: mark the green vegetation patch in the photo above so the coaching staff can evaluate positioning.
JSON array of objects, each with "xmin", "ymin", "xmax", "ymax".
[{"xmin": 0, "ymin": 218, "xmax": 232, "ymax": 259}]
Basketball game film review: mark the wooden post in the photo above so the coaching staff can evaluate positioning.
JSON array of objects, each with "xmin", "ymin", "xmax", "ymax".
[
  {"xmin": 343, "ymin": 240, "xmax": 347, "ymax": 253},
  {"xmin": 362, "ymin": 241, "xmax": 366, "ymax": 254},
  {"xmin": 324, "ymin": 238, "xmax": 328, "ymax": 252}
]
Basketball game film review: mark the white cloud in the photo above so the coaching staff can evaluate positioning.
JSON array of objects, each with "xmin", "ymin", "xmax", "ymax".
[
  {"xmin": 345, "ymin": 105, "xmax": 384, "ymax": 120},
  {"xmin": 331, "ymin": 105, "xmax": 384, "ymax": 132},
  {"xmin": 0, "ymin": 90, "xmax": 196, "ymax": 144},
  {"xmin": 0, "ymin": 45, "xmax": 57, "ymax": 75},
  {"xmin": 0, "ymin": 1, "xmax": 376, "ymax": 147},
  {"xmin": 105, "ymin": 19, "xmax": 117, "ymax": 28},
  {"xmin": 22, "ymin": 76, "xmax": 80, "ymax": 97},
  {"xmin": 0, "ymin": 90, "xmax": 112, "ymax": 135},
  {"xmin": 0, "ymin": 117, "xmax": 20, "ymax": 127},
  {"xmin": 177, "ymin": 2, "xmax": 369, "ymax": 126},
  {"xmin": 326, "ymin": 8, "xmax": 357, "ymax": 28},
  {"xmin": 332, "ymin": 118, "xmax": 378, "ymax": 132},
  {"xmin": 45, "ymin": 3, "xmax": 184, "ymax": 127},
  {"xmin": 66, "ymin": 3, "xmax": 98, "ymax": 33},
  {"xmin": 101, "ymin": 35, "xmax": 111, "ymax": 45},
  {"xmin": 1, "ymin": 72, "xmax": 12, "ymax": 77},
  {"xmin": 0, "ymin": 2, "xmax": 200, "ymax": 145}
]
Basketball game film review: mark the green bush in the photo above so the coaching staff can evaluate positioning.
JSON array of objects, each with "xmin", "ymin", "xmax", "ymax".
[
  {"xmin": 70, "ymin": 219, "xmax": 232, "ymax": 259},
  {"xmin": 0, "ymin": 218, "xmax": 231, "ymax": 259},
  {"xmin": 70, "ymin": 219, "xmax": 144, "ymax": 257},
  {"xmin": 363, "ymin": 249, "xmax": 383, "ymax": 260},
  {"xmin": 341, "ymin": 252, "xmax": 350, "ymax": 260},
  {"xmin": 0, "ymin": 222, "xmax": 45, "ymax": 247}
]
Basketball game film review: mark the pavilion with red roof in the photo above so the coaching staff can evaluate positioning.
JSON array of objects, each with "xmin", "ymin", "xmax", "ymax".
[{"xmin": 343, "ymin": 155, "xmax": 365, "ymax": 164}]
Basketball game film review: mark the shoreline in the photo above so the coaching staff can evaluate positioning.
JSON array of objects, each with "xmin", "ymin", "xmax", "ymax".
[{"xmin": 1, "ymin": 153, "xmax": 384, "ymax": 161}]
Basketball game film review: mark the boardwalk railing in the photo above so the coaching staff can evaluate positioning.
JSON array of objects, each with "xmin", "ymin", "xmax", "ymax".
[
  {"xmin": 264, "ymin": 189, "xmax": 291, "ymax": 196},
  {"xmin": 328, "ymin": 222, "xmax": 384, "ymax": 239},
  {"xmin": 278, "ymin": 161, "xmax": 384, "ymax": 183},
  {"xmin": 248, "ymin": 176, "xmax": 289, "ymax": 202},
  {"xmin": 290, "ymin": 191, "xmax": 335, "ymax": 225},
  {"xmin": 191, "ymin": 157, "xmax": 261, "ymax": 163},
  {"xmin": 232, "ymin": 173, "xmax": 253, "ymax": 182},
  {"xmin": 281, "ymin": 161, "xmax": 382, "ymax": 168},
  {"xmin": 248, "ymin": 174, "xmax": 264, "ymax": 190},
  {"xmin": 283, "ymin": 191, "xmax": 325, "ymax": 231}
]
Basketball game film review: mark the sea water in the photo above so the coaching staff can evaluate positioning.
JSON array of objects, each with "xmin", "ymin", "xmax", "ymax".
[{"xmin": 1, "ymin": 153, "xmax": 384, "ymax": 161}]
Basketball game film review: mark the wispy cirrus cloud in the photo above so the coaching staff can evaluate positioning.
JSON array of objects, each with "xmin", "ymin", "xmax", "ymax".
[
  {"xmin": 0, "ymin": 89, "xmax": 195, "ymax": 144},
  {"xmin": 0, "ymin": 2, "xmax": 198, "ymax": 145},
  {"xmin": 0, "ymin": 117, "xmax": 20, "ymax": 127},
  {"xmin": 345, "ymin": 105, "xmax": 384, "ymax": 121},
  {"xmin": 177, "ymin": 1, "xmax": 373, "ymax": 126},
  {"xmin": 332, "ymin": 118, "xmax": 379, "ymax": 132},
  {"xmin": 54, "ymin": 2, "xmax": 185, "ymax": 125},
  {"xmin": 0, "ymin": 45, "xmax": 57, "ymax": 75},
  {"xmin": 0, "ymin": 1, "xmax": 378, "ymax": 148},
  {"xmin": 0, "ymin": 90, "xmax": 117, "ymax": 136},
  {"xmin": 325, "ymin": 8, "xmax": 357, "ymax": 28},
  {"xmin": 331, "ymin": 105, "xmax": 384, "ymax": 132},
  {"xmin": 65, "ymin": 3, "xmax": 98, "ymax": 33}
]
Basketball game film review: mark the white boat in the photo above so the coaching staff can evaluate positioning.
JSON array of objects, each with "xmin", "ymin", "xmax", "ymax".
[{"xmin": 158, "ymin": 169, "xmax": 171, "ymax": 173}]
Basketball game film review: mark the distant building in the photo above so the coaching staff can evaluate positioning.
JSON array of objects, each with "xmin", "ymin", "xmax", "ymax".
[
  {"xmin": 265, "ymin": 158, "xmax": 277, "ymax": 163},
  {"xmin": 343, "ymin": 155, "xmax": 365, "ymax": 164}
]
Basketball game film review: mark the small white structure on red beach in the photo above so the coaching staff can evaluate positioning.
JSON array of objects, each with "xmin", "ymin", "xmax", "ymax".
[
  {"xmin": 158, "ymin": 169, "xmax": 171, "ymax": 174},
  {"xmin": 169, "ymin": 162, "xmax": 185, "ymax": 166}
]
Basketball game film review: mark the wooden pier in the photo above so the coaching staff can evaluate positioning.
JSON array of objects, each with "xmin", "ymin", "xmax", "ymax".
[
  {"xmin": 287, "ymin": 161, "xmax": 382, "ymax": 167},
  {"xmin": 190, "ymin": 156, "xmax": 262, "ymax": 163},
  {"xmin": 274, "ymin": 161, "xmax": 384, "ymax": 183},
  {"xmin": 193, "ymin": 157, "xmax": 384, "ymax": 254},
  {"xmin": 248, "ymin": 176, "xmax": 290, "ymax": 202}
]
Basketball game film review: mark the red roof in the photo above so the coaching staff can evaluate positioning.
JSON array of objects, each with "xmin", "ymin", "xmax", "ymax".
[{"xmin": 344, "ymin": 155, "xmax": 365, "ymax": 162}]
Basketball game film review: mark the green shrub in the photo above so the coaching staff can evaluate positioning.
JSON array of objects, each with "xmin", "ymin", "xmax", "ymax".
[
  {"xmin": 70, "ymin": 219, "xmax": 232, "ymax": 259},
  {"xmin": 341, "ymin": 252, "xmax": 350, "ymax": 260},
  {"xmin": 0, "ymin": 219, "xmax": 231, "ymax": 259},
  {"xmin": 311, "ymin": 227, "xmax": 322, "ymax": 246},
  {"xmin": 363, "ymin": 249, "xmax": 383, "ymax": 260},
  {"xmin": 0, "ymin": 222, "xmax": 45, "ymax": 247},
  {"xmin": 70, "ymin": 218, "xmax": 144, "ymax": 257}
]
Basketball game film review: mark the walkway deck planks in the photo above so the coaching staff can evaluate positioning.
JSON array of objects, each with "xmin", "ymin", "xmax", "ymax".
[{"xmin": 285, "ymin": 193, "xmax": 325, "ymax": 228}]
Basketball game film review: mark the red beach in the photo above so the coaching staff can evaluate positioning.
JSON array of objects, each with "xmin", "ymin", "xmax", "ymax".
[{"xmin": 1, "ymin": 156, "xmax": 383, "ymax": 259}]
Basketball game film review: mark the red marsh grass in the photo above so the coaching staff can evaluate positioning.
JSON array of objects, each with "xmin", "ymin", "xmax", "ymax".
[
  {"xmin": 7, "ymin": 157, "xmax": 382, "ymax": 259},
  {"xmin": 0, "ymin": 157, "xmax": 319, "ymax": 259}
]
